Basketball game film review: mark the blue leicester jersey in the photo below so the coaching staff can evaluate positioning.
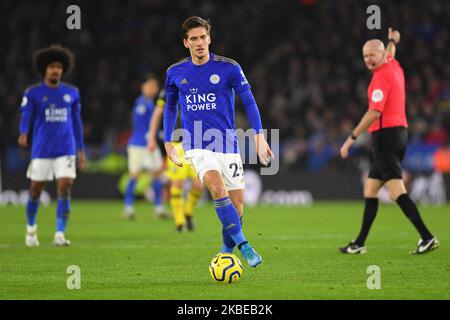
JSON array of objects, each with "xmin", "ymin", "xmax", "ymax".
[
  {"xmin": 128, "ymin": 95, "xmax": 156, "ymax": 147},
  {"xmin": 19, "ymin": 82, "xmax": 84, "ymax": 159},
  {"xmin": 165, "ymin": 53, "xmax": 251, "ymax": 153}
]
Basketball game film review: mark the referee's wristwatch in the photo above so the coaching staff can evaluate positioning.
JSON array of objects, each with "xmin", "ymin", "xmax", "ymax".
[{"xmin": 350, "ymin": 133, "xmax": 357, "ymax": 140}]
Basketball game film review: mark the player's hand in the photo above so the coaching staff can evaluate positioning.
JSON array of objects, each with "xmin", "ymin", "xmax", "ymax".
[
  {"xmin": 388, "ymin": 27, "xmax": 401, "ymax": 44},
  {"xmin": 340, "ymin": 137, "xmax": 355, "ymax": 159},
  {"xmin": 147, "ymin": 138, "xmax": 157, "ymax": 152},
  {"xmin": 18, "ymin": 133, "xmax": 28, "ymax": 147},
  {"xmin": 255, "ymin": 133, "xmax": 274, "ymax": 166},
  {"xmin": 77, "ymin": 150, "xmax": 87, "ymax": 171},
  {"xmin": 165, "ymin": 142, "xmax": 183, "ymax": 167}
]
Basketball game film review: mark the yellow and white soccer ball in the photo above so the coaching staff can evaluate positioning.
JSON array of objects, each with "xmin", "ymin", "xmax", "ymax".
[{"xmin": 209, "ymin": 253, "xmax": 243, "ymax": 284}]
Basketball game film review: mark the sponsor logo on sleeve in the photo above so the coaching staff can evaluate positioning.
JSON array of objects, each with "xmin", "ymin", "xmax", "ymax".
[
  {"xmin": 371, "ymin": 89, "xmax": 384, "ymax": 103},
  {"xmin": 21, "ymin": 96, "xmax": 28, "ymax": 107}
]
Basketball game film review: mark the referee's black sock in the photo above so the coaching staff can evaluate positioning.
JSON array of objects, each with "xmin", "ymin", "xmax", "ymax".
[
  {"xmin": 396, "ymin": 194, "xmax": 433, "ymax": 241},
  {"xmin": 354, "ymin": 198, "xmax": 379, "ymax": 247}
]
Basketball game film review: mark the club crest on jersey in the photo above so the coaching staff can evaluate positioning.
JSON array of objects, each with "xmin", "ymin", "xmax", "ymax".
[
  {"xmin": 63, "ymin": 94, "xmax": 72, "ymax": 103},
  {"xmin": 136, "ymin": 104, "xmax": 147, "ymax": 115},
  {"xmin": 210, "ymin": 74, "xmax": 220, "ymax": 84}
]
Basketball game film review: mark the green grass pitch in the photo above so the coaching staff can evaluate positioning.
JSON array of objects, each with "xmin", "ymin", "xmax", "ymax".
[{"xmin": 0, "ymin": 201, "xmax": 449, "ymax": 300}]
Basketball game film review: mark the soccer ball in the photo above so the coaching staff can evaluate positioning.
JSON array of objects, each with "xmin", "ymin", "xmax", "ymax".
[{"xmin": 209, "ymin": 253, "xmax": 243, "ymax": 284}]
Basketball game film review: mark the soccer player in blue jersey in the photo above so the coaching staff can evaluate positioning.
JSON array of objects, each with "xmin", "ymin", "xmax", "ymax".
[
  {"xmin": 163, "ymin": 17, "xmax": 274, "ymax": 267},
  {"xmin": 123, "ymin": 74, "xmax": 169, "ymax": 220},
  {"xmin": 18, "ymin": 44, "xmax": 86, "ymax": 247}
]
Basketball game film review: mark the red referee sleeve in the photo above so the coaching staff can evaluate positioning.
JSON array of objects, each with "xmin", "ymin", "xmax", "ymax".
[{"xmin": 368, "ymin": 74, "xmax": 390, "ymax": 113}]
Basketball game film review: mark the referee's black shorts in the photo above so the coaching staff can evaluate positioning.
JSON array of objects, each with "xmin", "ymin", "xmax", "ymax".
[{"xmin": 368, "ymin": 126, "xmax": 407, "ymax": 181}]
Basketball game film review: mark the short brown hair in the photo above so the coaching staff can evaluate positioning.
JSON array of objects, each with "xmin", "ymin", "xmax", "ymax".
[
  {"xmin": 182, "ymin": 16, "xmax": 211, "ymax": 39},
  {"xmin": 143, "ymin": 73, "xmax": 159, "ymax": 84}
]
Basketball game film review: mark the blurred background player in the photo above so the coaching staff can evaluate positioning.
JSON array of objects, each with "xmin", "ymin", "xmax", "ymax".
[
  {"xmin": 18, "ymin": 44, "xmax": 86, "ymax": 247},
  {"xmin": 163, "ymin": 17, "xmax": 274, "ymax": 267},
  {"xmin": 148, "ymin": 89, "xmax": 203, "ymax": 232},
  {"xmin": 123, "ymin": 74, "xmax": 169, "ymax": 220},
  {"xmin": 339, "ymin": 28, "xmax": 439, "ymax": 255}
]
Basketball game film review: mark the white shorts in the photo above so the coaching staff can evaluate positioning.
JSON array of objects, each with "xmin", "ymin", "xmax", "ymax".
[
  {"xmin": 184, "ymin": 149, "xmax": 245, "ymax": 191},
  {"xmin": 127, "ymin": 145, "xmax": 163, "ymax": 174},
  {"xmin": 27, "ymin": 155, "xmax": 77, "ymax": 181}
]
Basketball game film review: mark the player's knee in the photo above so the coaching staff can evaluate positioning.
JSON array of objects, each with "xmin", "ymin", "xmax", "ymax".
[
  {"xmin": 387, "ymin": 189, "xmax": 403, "ymax": 202},
  {"xmin": 208, "ymin": 183, "xmax": 228, "ymax": 200},
  {"xmin": 58, "ymin": 180, "xmax": 73, "ymax": 197},
  {"xmin": 192, "ymin": 179, "xmax": 203, "ymax": 193},
  {"xmin": 364, "ymin": 183, "xmax": 379, "ymax": 198},
  {"xmin": 30, "ymin": 186, "xmax": 43, "ymax": 200}
]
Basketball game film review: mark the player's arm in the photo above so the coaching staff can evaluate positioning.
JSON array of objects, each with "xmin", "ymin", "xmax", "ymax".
[
  {"xmin": 386, "ymin": 27, "xmax": 400, "ymax": 59},
  {"xmin": 163, "ymin": 74, "xmax": 182, "ymax": 167},
  {"xmin": 232, "ymin": 64, "xmax": 274, "ymax": 165},
  {"xmin": 147, "ymin": 98, "xmax": 165, "ymax": 152},
  {"xmin": 18, "ymin": 91, "xmax": 34, "ymax": 147},
  {"xmin": 238, "ymin": 88, "xmax": 274, "ymax": 166},
  {"xmin": 72, "ymin": 91, "xmax": 86, "ymax": 171},
  {"xmin": 340, "ymin": 110, "xmax": 381, "ymax": 159}
]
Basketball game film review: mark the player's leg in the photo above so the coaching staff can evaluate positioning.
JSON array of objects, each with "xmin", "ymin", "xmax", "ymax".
[
  {"xmin": 25, "ymin": 158, "xmax": 52, "ymax": 247},
  {"xmin": 185, "ymin": 174, "xmax": 203, "ymax": 231},
  {"xmin": 52, "ymin": 155, "xmax": 77, "ymax": 246},
  {"xmin": 123, "ymin": 172, "xmax": 139, "ymax": 218},
  {"xmin": 340, "ymin": 172, "xmax": 383, "ymax": 254},
  {"xmin": 54, "ymin": 177, "xmax": 74, "ymax": 246},
  {"xmin": 124, "ymin": 147, "xmax": 141, "ymax": 219},
  {"xmin": 170, "ymin": 178, "xmax": 186, "ymax": 232},
  {"xmin": 151, "ymin": 169, "xmax": 166, "ymax": 217},
  {"xmin": 385, "ymin": 179, "xmax": 439, "ymax": 254},
  {"xmin": 25, "ymin": 180, "xmax": 46, "ymax": 247},
  {"xmin": 383, "ymin": 126, "xmax": 437, "ymax": 254},
  {"xmin": 354, "ymin": 178, "xmax": 384, "ymax": 245},
  {"xmin": 149, "ymin": 148, "xmax": 168, "ymax": 218},
  {"xmin": 204, "ymin": 169, "xmax": 261, "ymax": 268},
  {"xmin": 166, "ymin": 156, "xmax": 188, "ymax": 231},
  {"xmin": 220, "ymin": 189, "xmax": 244, "ymax": 253}
]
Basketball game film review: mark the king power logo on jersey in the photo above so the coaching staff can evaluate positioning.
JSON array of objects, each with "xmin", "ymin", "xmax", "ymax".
[
  {"xmin": 186, "ymin": 89, "xmax": 217, "ymax": 111},
  {"xmin": 45, "ymin": 104, "xmax": 68, "ymax": 122}
]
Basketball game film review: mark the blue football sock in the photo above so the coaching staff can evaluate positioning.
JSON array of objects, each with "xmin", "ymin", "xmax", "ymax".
[
  {"xmin": 214, "ymin": 197, "xmax": 247, "ymax": 247},
  {"xmin": 26, "ymin": 198, "xmax": 40, "ymax": 226},
  {"xmin": 152, "ymin": 178, "xmax": 163, "ymax": 207},
  {"xmin": 222, "ymin": 216, "xmax": 243, "ymax": 253},
  {"xmin": 222, "ymin": 228, "xmax": 235, "ymax": 253},
  {"xmin": 56, "ymin": 197, "xmax": 71, "ymax": 232},
  {"xmin": 124, "ymin": 177, "xmax": 137, "ymax": 207}
]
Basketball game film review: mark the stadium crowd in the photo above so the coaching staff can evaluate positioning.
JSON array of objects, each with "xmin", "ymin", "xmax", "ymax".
[{"xmin": 1, "ymin": 0, "xmax": 449, "ymax": 173}]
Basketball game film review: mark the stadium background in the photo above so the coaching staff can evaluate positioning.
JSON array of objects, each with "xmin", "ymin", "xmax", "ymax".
[
  {"xmin": 0, "ymin": 0, "xmax": 450, "ymax": 303},
  {"xmin": 0, "ymin": 0, "xmax": 449, "ymax": 204}
]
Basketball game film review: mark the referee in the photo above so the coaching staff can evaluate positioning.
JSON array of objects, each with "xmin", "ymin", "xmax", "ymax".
[{"xmin": 339, "ymin": 28, "xmax": 439, "ymax": 255}]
